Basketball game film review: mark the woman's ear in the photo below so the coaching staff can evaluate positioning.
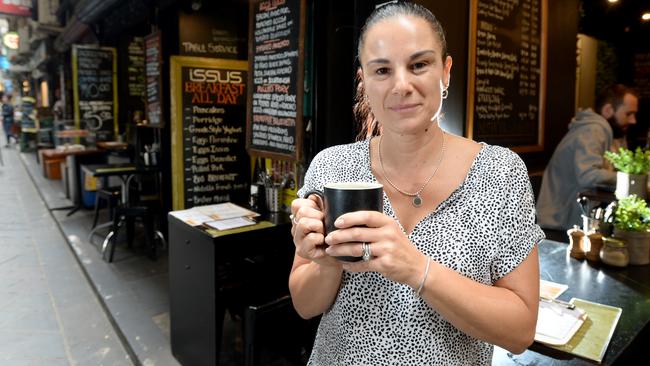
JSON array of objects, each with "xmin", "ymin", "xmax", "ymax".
[{"xmin": 444, "ymin": 56, "xmax": 453, "ymax": 87}]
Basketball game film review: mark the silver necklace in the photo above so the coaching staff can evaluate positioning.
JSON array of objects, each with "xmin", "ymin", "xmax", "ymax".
[{"xmin": 378, "ymin": 131, "xmax": 446, "ymax": 207}]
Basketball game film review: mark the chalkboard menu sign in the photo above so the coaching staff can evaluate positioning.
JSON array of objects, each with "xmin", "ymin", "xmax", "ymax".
[
  {"xmin": 246, "ymin": 0, "xmax": 305, "ymax": 160},
  {"xmin": 170, "ymin": 56, "xmax": 250, "ymax": 210},
  {"xmin": 466, "ymin": 0, "xmax": 547, "ymax": 152},
  {"xmin": 127, "ymin": 37, "xmax": 145, "ymax": 98},
  {"xmin": 72, "ymin": 44, "xmax": 118, "ymax": 140},
  {"xmin": 145, "ymin": 31, "xmax": 164, "ymax": 127}
]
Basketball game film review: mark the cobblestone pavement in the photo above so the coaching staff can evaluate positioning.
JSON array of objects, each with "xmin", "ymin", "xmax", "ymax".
[{"xmin": 0, "ymin": 143, "xmax": 133, "ymax": 366}]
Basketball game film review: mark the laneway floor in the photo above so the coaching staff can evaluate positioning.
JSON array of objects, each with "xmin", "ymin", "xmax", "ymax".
[
  {"xmin": 2, "ymin": 135, "xmax": 299, "ymax": 366},
  {"xmin": 2, "ymin": 139, "xmax": 248, "ymax": 366},
  {"xmin": 0, "ymin": 143, "xmax": 132, "ymax": 365}
]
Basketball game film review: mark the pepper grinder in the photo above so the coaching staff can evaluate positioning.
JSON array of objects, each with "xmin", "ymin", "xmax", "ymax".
[
  {"xmin": 567, "ymin": 225, "xmax": 585, "ymax": 260},
  {"xmin": 586, "ymin": 232, "xmax": 603, "ymax": 262}
]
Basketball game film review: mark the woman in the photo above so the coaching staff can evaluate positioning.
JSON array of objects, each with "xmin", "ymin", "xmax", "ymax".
[{"xmin": 289, "ymin": 2, "xmax": 544, "ymax": 365}]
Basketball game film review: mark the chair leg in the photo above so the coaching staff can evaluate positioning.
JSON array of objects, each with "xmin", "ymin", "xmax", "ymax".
[
  {"xmin": 92, "ymin": 194, "xmax": 101, "ymax": 229},
  {"xmin": 108, "ymin": 197, "xmax": 115, "ymax": 222},
  {"xmin": 244, "ymin": 306, "xmax": 259, "ymax": 366},
  {"xmin": 126, "ymin": 217, "xmax": 135, "ymax": 249},
  {"xmin": 143, "ymin": 214, "xmax": 156, "ymax": 260},
  {"xmin": 108, "ymin": 215, "xmax": 123, "ymax": 263}
]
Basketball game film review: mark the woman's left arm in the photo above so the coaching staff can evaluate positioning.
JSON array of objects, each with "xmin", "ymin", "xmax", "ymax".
[{"xmin": 418, "ymin": 245, "xmax": 539, "ymax": 354}]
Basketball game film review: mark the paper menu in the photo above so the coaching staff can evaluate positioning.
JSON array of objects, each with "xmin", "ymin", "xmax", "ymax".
[
  {"xmin": 205, "ymin": 217, "xmax": 257, "ymax": 231},
  {"xmin": 535, "ymin": 300, "xmax": 587, "ymax": 346},
  {"xmin": 195, "ymin": 202, "xmax": 259, "ymax": 220},
  {"xmin": 169, "ymin": 209, "xmax": 214, "ymax": 226},
  {"xmin": 540, "ymin": 279, "xmax": 568, "ymax": 300},
  {"xmin": 169, "ymin": 202, "xmax": 259, "ymax": 227},
  {"xmin": 546, "ymin": 298, "xmax": 622, "ymax": 363}
]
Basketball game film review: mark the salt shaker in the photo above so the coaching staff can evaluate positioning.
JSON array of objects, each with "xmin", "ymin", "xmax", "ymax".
[
  {"xmin": 567, "ymin": 225, "xmax": 585, "ymax": 260},
  {"xmin": 586, "ymin": 232, "xmax": 603, "ymax": 262}
]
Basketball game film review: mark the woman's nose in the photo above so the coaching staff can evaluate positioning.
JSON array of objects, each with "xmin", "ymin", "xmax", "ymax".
[{"xmin": 392, "ymin": 69, "xmax": 413, "ymax": 95}]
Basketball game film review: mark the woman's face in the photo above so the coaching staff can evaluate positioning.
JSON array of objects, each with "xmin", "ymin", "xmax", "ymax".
[{"xmin": 360, "ymin": 15, "xmax": 452, "ymax": 135}]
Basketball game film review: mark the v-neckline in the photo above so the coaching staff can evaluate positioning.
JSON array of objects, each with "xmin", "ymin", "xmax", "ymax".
[{"xmin": 364, "ymin": 138, "xmax": 487, "ymax": 237}]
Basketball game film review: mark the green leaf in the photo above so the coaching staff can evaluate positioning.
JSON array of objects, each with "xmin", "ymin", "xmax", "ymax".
[
  {"xmin": 614, "ymin": 195, "xmax": 650, "ymax": 232},
  {"xmin": 604, "ymin": 147, "xmax": 650, "ymax": 174}
]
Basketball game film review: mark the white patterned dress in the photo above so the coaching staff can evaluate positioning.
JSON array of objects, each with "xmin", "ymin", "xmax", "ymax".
[{"xmin": 297, "ymin": 139, "xmax": 544, "ymax": 365}]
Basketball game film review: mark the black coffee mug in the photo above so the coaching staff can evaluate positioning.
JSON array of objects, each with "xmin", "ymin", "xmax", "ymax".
[{"xmin": 305, "ymin": 182, "xmax": 384, "ymax": 262}]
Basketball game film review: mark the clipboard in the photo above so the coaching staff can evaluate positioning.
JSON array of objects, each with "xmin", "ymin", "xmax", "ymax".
[
  {"xmin": 544, "ymin": 298, "xmax": 622, "ymax": 363},
  {"xmin": 535, "ymin": 298, "xmax": 587, "ymax": 346}
]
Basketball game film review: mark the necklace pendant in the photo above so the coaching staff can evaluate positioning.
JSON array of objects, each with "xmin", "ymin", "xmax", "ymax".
[{"xmin": 413, "ymin": 195, "xmax": 422, "ymax": 207}]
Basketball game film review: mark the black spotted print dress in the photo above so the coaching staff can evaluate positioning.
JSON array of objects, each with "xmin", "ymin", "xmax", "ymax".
[{"xmin": 297, "ymin": 139, "xmax": 545, "ymax": 365}]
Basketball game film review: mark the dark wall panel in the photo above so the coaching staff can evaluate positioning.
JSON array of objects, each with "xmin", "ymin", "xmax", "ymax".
[
  {"xmin": 309, "ymin": 0, "xmax": 580, "ymax": 173},
  {"xmin": 520, "ymin": 0, "xmax": 580, "ymax": 171},
  {"xmin": 417, "ymin": 1, "xmax": 469, "ymax": 137}
]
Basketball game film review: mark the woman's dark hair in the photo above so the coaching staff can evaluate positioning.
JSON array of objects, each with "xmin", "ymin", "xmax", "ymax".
[
  {"xmin": 595, "ymin": 84, "xmax": 638, "ymax": 113},
  {"xmin": 354, "ymin": 1, "xmax": 448, "ymax": 140}
]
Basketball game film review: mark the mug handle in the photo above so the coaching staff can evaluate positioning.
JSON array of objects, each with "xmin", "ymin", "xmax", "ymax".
[
  {"xmin": 303, "ymin": 189, "xmax": 324, "ymax": 210},
  {"xmin": 302, "ymin": 189, "xmax": 361, "ymax": 263}
]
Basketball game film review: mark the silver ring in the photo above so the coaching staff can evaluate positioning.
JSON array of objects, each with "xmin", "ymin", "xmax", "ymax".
[
  {"xmin": 290, "ymin": 214, "xmax": 299, "ymax": 225},
  {"xmin": 361, "ymin": 242, "xmax": 371, "ymax": 262}
]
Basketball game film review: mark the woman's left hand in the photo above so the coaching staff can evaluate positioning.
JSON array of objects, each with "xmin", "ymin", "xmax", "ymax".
[{"xmin": 324, "ymin": 211, "xmax": 427, "ymax": 287}]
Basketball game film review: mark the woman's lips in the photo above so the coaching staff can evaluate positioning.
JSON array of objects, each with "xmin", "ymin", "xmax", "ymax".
[{"xmin": 389, "ymin": 103, "xmax": 420, "ymax": 112}]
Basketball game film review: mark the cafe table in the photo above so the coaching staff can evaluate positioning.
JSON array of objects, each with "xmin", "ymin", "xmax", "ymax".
[
  {"xmin": 42, "ymin": 148, "xmax": 105, "ymax": 215},
  {"xmin": 168, "ymin": 211, "xmax": 295, "ymax": 366},
  {"xmin": 493, "ymin": 239, "xmax": 650, "ymax": 365}
]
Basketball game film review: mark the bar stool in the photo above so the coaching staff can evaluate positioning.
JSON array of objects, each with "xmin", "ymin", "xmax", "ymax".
[
  {"xmin": 101, "ymin": 170, "xmax": 165, "ymax": 262},
  {"xmin": 243, "ymin": 295, "xmax": 317, "ymax": 366},
  {"xmin": 92, "ymin": 186, "xmax": 121, "ymax": 229},
  {"xmin": 103, "ymin": 205, "xmax": 156, "ymax": 262}
]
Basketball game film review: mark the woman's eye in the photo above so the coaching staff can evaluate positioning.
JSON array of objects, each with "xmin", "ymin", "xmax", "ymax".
[
  {"xmin": 411, "ymin": 62, "xmax": 428, "ymax": 71},
  {"xmin": 375, "ymin": 67, "xmax": 390, "ymax": 75}
]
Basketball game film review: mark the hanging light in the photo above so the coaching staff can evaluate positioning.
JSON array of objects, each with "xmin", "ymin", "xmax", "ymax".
[
  {"xmin": 642, "ymin": 12, "xmax": 650, "ymax": 21},
  {"xmin": 607, "ymin": 0, "xmax": 618, "ymax": 4}
]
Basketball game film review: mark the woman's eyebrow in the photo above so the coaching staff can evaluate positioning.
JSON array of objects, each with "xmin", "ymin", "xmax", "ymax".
[
  {"xmin": 410, "ymin": 50, "xmax": 436, "ymax": 59},
  {"xmin": 366, "ymin": 49, "xmax": 437, "ymax": 67}
]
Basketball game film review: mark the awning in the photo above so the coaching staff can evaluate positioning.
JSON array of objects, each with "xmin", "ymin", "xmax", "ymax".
[{"xmin": 53, "ymin": 0, "xmax": 124, "ymax": 52}]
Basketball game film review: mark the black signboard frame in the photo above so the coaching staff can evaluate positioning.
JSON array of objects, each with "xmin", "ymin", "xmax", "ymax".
[
  {"xmin": 145, "ymin": 31, "xmax": 165, "ymax": 128},
  {"xmin": 466, "ymin": 0, "xmax": 547, "ymax": 152},
  {"xmin": 170, "ymin": 56, "xmax": 250, "ymax": 210},
  {"xmin": 72, "ymin": 44, "xmax": 119, "ymax": 139},
  {"xmin": 246, "ymin": 0, "xmax": 306, "ymax": 161}
]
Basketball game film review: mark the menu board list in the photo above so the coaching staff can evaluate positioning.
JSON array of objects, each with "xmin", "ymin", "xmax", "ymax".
[
  {"xmin": 73, "ymin": 45, "xmax": 117, "ymax": 140},
  {"xmin": 145, "ymin": 32, "xmax": 163, "ymax": 126},
  {"xmin": 247, "ymin": 0, "xmax": 304, "ymax": 159},
  {"xmin": 127, "ymin": 37, "xmax": 145, "ymax": 98},
  {"xmin": 469, "ymin": 0, "xmax": 545, "ymax": 149},
  {"xmin": 171, "ymin": 58, "xmax": 250, "ymax": 210}
]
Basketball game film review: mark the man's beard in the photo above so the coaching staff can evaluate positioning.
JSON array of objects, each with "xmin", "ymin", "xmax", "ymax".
[{"xmin": 607, "ymin": 117, "xmax": 626, "ymax": 139}]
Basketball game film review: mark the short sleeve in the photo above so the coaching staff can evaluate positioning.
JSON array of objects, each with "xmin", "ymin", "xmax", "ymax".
[
  {"xmin": 296, "ymin": 149, "xmax": 329, "ymax": 198},
  {"xmin": 491, "ymin": 153, "xmax": 545, "ymax": 282}
]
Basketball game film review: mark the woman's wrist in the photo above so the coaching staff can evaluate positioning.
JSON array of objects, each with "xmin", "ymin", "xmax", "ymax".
[{"xmin": 411, "ymin": 256, "xmax": 432, "ymax": 297}]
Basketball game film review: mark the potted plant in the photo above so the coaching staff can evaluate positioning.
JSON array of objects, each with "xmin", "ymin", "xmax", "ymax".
[
  {"xmin": 613, "ymin": 195, "xmax": 650, "ymax": 265},
  {"xmin": 604, "ymin": 147, "xmax": 650, "ymax": 199}
]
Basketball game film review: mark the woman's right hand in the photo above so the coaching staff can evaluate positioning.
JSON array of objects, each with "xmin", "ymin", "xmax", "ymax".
[{"xmin": 291, "ymin": 196, "xmax": 341, "ymax": 268}]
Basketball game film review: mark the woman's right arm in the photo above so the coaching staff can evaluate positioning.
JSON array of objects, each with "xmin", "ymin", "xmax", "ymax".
[{"xmin": 289, "ymin": 197, "xmax": 343, "ymax": 319}]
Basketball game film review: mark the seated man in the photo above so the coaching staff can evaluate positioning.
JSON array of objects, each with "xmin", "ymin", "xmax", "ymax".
[{"xmin": 537, "ymin": 84, "xmax": 639, "ymax": 231}]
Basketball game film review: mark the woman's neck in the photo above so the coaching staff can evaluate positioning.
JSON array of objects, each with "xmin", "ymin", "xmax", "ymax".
[{"xmin": 375, "ymin": 124, "xmax": 444, "ymax": 172}]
